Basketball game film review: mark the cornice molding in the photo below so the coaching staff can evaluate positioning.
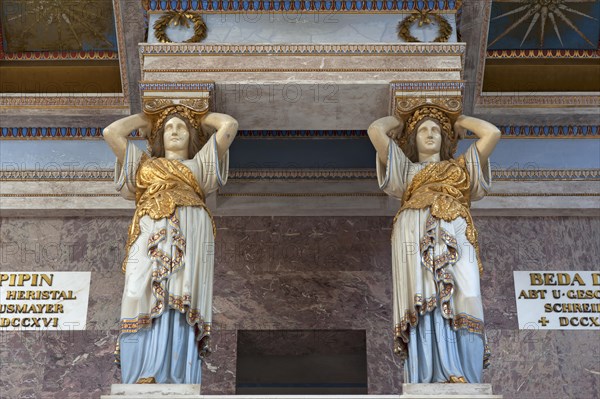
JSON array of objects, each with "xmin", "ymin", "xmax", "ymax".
[
  {"xmin": 1, "ymin": 50, "xmax": 118, "ymax": 61},
  {"xmin": 477, "ymin": 94, "xmax": 600, "ymax": 108},
  {"xmin": 1, "ymin": 168, "xmax": 598, "ymax": 182},
  {"xmin": 142, "ymin": 0, "xmax": 462, "ymax": 12},
  {"xmin": 139, "ymin": 43, "xmax": 467, "ymax": 56},
  {"xmin": 487, "ymin": 49, "xmax": 600, "ymax": 59},
  {"xmin": 1, "ymin": 179, "xmax": 598, "ymax": 217},
  {"xmin": 2, "ymin": 126, "xmax": 597, "ymax": 139},
  {"xmin": 0, "ymin": 95, "xmax": 128, "ymax": 109}
]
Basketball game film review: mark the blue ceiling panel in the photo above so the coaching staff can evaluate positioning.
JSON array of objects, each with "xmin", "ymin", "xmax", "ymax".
[
  {"xmin": 1, "ymin": 138, "xmax": 598, "ymax": 171},
  {"xmin": 487, "ymin": 1, "xmax": 600, "ymax": 50}
]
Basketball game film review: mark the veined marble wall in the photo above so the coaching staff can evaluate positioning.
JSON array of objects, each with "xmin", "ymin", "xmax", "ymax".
[{"xmin": 0, "ymin": 216, "xmax": 598, "ymax": 398}]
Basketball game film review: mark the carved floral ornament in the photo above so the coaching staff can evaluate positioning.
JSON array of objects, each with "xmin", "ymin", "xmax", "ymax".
[
  {"xmin": 397, "ymin": 8, "xmax": 453, "ymax": 43},
  {"xmin": 153, "ymin": 11, "xmax": 207, "ymax": 43},
  {"xmin": 396, "ymin": 97, "xmax": 462, "ymax": 116}
]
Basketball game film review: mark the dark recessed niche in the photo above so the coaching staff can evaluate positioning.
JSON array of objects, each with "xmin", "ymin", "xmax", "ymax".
[{"xmin": 236, "ymin": 330, "xmax": 368, "ymax": 395}]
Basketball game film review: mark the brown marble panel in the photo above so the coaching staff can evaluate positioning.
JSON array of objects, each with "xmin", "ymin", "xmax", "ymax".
[
  {"xmin": 478, "ymin": 216, "xmax": 600, "ymax": 331},
  {"xmin": 0, "ymin": 332, "xmax": 48, "ymax": 399},
  {"xmin": 40, "ymin": 330, "xmax": 120, "ymax": 399},
  {"xmin": 0, "ymin": 330, "xmax": 119, "ymax": 399},
  {"xmin": 0, "ymin": 216, "xmax": 597, "ymax": 397},
  {"xmin": 554, "ymin": 331, "xmax": 600, "ymax": 399},
  {"xmin": 201, "ymin": 328, "xmax": 237, "ymax": 395},
  {"xmin": 483, "ymin": 329, "xmax": 564, "ymax": 399}
]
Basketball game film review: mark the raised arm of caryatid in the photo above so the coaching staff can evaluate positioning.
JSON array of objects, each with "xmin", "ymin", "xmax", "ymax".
[
  {"xmin": 367, "ymin": 115, "xmax": 403, "ymax": 166},
  {"xmin": 103, "ymin": 113, "xmax": 152, "ymax": 165},
  {"xmin": 453, "ymin": 115, "xmax": 501, "ymax": 171},
  {"xmin": 201, "ymin": 112, "xmax": 239, "ymax": 160}
]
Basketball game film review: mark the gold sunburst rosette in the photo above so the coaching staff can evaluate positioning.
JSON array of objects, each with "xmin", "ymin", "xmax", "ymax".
[{"xmin": 143, "ymin": 98, "xmax": 210, "ymax": 146}]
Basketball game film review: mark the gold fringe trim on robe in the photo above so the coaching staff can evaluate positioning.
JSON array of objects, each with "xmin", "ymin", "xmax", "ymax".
[
  {"xmin": 391, "ymin": 156, "xmax": 490, "ymax": 368},
  {"xmin": 115, "ymin": 156, "xmax": 216, "ymax": 364}
]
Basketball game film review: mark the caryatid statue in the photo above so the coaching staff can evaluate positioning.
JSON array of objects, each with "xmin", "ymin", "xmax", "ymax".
[
  {"xmin": 103, "ymin": 100, "xmax": 238, "ymax": 384},
  {"xmin": 367, "ymin": 106, "xmax": 501, "ymax": 383}
]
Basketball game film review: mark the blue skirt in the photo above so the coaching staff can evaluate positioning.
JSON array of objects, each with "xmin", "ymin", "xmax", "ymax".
[
  {"xmin": 119, "ymin": 309, "xmax": 201, "ymax": 384},
  {"xmin": 406, "ymin": 307, "xmax": 484, "ymax": 383}
]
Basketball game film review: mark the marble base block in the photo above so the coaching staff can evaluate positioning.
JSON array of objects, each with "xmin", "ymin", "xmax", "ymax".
[
  {"xmin": 401, "ymin": 383, "xmax": 502, "ymax": 398},
  {"xmin": 102, "ymin": 384, "xmax": 201, "ymax": 398},
  {"xmin": 101, "ymin": 384, "xmax": 502, "ymax": 399}
]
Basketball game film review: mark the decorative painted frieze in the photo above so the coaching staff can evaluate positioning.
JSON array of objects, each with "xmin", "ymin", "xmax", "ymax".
[
  {"xmin": 142, "ymin": 0, "xmax": 462, "ymax": 12},
  {"xmin": 1, "ymin": 126, "xmax": 598, "ymax": 139},
  {"xmin": 1, "ymin": 168, "xmax": 598, "ymax": 182}
]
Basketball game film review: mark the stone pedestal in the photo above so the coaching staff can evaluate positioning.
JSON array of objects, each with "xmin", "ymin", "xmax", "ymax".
[
  {"xmin": 400, "ymin": 383, "xmax": 503, "ymax": 398},
  {"xmin": 101, "ymin": 384, "xmax": 502, "ymax": 398},
  {"xmin": 101, "ymin": 384, "xmax": 200, "ymax": 398}
]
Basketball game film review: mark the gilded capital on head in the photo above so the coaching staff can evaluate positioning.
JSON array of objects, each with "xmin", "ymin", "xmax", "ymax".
[
  {"xmin": 143, "ymin": 98, "xmax": 210, "ymax": 146},
  {"xmin": 396, "ymin": 105, "xmax": 459, "ymax": 160}
]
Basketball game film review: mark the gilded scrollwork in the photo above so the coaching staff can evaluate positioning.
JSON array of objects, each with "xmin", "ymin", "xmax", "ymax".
[{"xmin": 395, "ymin": 96, "xmax": 462, "ymax": 116}]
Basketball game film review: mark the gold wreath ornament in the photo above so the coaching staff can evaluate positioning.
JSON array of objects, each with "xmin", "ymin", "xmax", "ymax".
[
  {"xmin": 397, "ymin": 9, "xmax": 452, "ymax": 43},
  {"xmin": 153, "ymin": 11, "xmax": 207, "ymax": 43}
]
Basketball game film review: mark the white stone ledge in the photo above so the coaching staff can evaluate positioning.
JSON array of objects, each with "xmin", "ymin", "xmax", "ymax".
[
  {"xmin": 1, "ymin": 180, "xmax": 598, "ymax": 217},
  {"xmin": 102, "ymin": 396, "xmax": 397, "ymax": 399},
  {"xmin": 101, "ymin": 396, "xmax": 501, "ymax": 399},
  {"xmin": 473, "ymin": 106, "xmax": 600, "ymax": 126},
  {"xmin": 400, "ymin": 396, "xmax": 502, "ymax": 399},
  {"xmin": 403, "ymin": 383, "xmax": 495, "ymax": 396},
  {"xmin": 101, "ymin": 383, "xmax": 502, "ymax": 398},
  {"xmin": 109, "ymin": 384, "xmax": 200, "ymax": 396}
]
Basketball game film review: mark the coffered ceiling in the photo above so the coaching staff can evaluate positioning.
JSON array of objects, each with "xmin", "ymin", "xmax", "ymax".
[{"xmin": 1, "ymin": 0, "xmax": 122, "ymax": 94}]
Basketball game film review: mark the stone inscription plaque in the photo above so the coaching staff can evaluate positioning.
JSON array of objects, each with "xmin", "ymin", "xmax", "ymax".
[
  {"xmin": 514, "ymin": 271, "xmax": 600, "ymax": 330},
  {"xmin": 0, "ymin": 272, "xmax": 91, "ymax": 331}
]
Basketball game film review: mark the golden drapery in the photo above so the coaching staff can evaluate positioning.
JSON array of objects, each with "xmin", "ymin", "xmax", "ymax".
[
  {"xmin": 394, "ymin": 155, "xmax": 483, "ymax": 274},
  {"xmin": 121, "ymin": 155, "xmax": 216, "ymax": 272}
]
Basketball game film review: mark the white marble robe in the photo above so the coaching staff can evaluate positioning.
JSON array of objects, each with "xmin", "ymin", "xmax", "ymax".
[
  {"xmin": 377, "ymin": 138, "xmax": 491, "ymax": 382},
  {"xmin": 114, "ymin": 135, "xmax": 228, "ymax": 383}
]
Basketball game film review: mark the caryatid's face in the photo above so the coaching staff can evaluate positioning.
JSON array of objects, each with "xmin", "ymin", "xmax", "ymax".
[
  {"xmin": 415, "ymin": 119, "xmax": 442, "ymax": 157},
  {"xmin": 163, "ymin": 116, "xmax": 190, "ymax": 156}
]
